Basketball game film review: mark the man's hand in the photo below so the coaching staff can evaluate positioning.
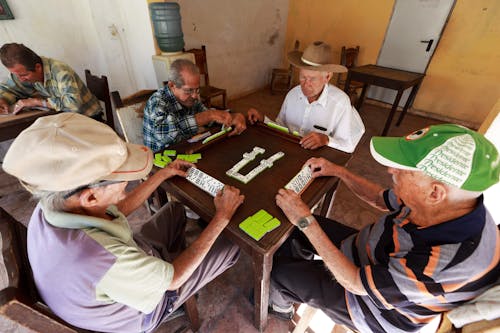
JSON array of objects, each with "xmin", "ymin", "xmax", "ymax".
[
  {"xmin": 209, "ymin": 109, "xmax": 232, "ymax": 127},
  {"xmin": 275, "ymin": 188, "xmax": 311, "ymax": 226},
  {"xmin": 247, "ymin": 108, "xmax": 263, "ymax": 124},
  {"xmin": 228, "ymin": 112, "xmax": 247, "ymax": 136},
  {"xmin": 300, "ymin": 132, "xmax": 329, "ymax": 150},
  {"xmin": 12, "ymin": 98, "xmax": 44, "ymax": 114},
  {"xmin": 195, "ymin": 109, "xmax": 232, "ymax": 128},
  {"xmin": 0, "ymin": 99, "xmax": 9, "ymax": 114},
  {"xmin": 306, "ymin": 157, "xmax": 345, "ymax": 179},
  {"xmin": 157, "ymin": 159, "xmax": 194, "ymax": 179},
  {"xmin": 213, "ymin": 185, "xmax": 244, "ymax": 225}
]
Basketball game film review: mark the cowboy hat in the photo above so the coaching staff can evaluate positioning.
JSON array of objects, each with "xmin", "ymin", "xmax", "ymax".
[{"xmin": 288, "ymin": 41, "xmax": 347, "ymax": 73}]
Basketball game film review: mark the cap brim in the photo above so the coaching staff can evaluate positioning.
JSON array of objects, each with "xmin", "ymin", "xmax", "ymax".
[
  {"xmin": 100, "ymin": 143, "xmax": 153, "ymax": 182},
  {"xmin": 370, "ymin": 137, "xmax": 419, "ymax": 171},
  {"xmin": 287, "ymin": 51, "xmax": 347, "ymax": 73}
]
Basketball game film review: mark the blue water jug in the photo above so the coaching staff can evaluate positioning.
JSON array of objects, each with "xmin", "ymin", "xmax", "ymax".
[{"xmin": 149, "ymin": 2, "xmax": 184, "ymax": 53}]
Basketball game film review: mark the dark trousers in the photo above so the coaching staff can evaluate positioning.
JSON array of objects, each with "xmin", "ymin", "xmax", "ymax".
[
  {"xmin": 270, "ymin": 215, "xmax": 358, "ymax": 330},
  {"xmin": 136, "ymin": 202, "xmax": 240, "ymax": 321}
]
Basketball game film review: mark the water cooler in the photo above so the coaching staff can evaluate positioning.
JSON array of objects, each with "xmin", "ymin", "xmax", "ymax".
[{"xmin": 149, "ymin": 2, "xmax": 193, "ymax": 88}]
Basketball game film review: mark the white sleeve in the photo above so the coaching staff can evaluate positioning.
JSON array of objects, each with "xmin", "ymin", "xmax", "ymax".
[{"xmin": 327, "ymin": 104, "xmax": 365, "ymax": 153}]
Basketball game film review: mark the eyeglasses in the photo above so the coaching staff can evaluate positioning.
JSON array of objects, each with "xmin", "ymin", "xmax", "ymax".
[
  {"xmin": 63, "ymin": 180, "xmax": 125, "ymax": 199},
  {"xmin": 299, "ymin": 76, "xmax": 321, "ymax": 83},
  {"xmin": 181, "ymin": 87, "xmax": 201, "ymax": 96}
]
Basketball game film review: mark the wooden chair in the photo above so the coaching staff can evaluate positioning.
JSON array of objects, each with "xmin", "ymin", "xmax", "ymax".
[
  {"xmin": 0, "ymin": 207, "xmax": 94, "ymax": 332},
  {"xmin": 184, "ymin": 45, "xmax": 227, "ymax": 109},
  {"xmin": 337, "ymin": 46, "xmax": 364, "ymax": 104},
  {"xmin": 111, "ymin": 90, "xmax": 155, "ymax": 145},
  {"xmin": 270, "ymin": 40, "xmax": 300, "ymax": 95},
  {"xmin": 85, "ymin": 69, "xmax": 114, "ymax": 130},
  {"xmin": 0, "ymin": 205, "xmax": 201, "ymax": 332}
]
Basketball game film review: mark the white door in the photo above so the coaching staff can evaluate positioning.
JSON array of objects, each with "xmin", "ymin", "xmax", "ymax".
[{"xmin": 368, "ymin": 0, "xmax": 455, "ymax": 106}]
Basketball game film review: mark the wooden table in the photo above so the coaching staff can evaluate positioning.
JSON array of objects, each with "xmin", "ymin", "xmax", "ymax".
[
  {"xmin": 0, "ymin": 109, "xmax": 57, "ymax": 142},
  {"xmin": 159, "ymin": 123, "xmax": 351, "ymax": 331},
  {"xmin": 344, "ymin": 64, "xmax": 425, "ymax": 136}
]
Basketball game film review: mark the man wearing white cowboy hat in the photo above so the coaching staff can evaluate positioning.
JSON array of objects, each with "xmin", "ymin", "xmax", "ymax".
[
  {"xmin": 3, "ymin": 113, "xmax": 244, "ymax": 332},
  {"xmin": 269, "ymin": 124, "xmax": 499, "ymax": 332},
  {"xmin": 248, "ymin": 41, "xmax": 365, "ymax": 153}
]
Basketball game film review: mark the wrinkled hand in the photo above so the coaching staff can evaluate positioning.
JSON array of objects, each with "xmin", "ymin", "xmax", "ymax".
[
  {"xmin": 275, "ymin": 188, "xmax": 311, "ymax": 226},
  {"xmin": 306, "ymin": 157, "xmax": 344, "ymax": 178},
  {"xmin": 209, "ymin": 109, "xmax": 232, "ymax": 127},
  {"xmin": 228, "ymin": 112, "xmax": 247, "ymax": 136},
  {"xmin": 300, "ymin": 132, "xmax": 329, "ymax": 150},
  {"xmin": 246, "ymin": 108, "xmax": 263, "ymax": 124},
  {"xmin": 0, "ymin": 99, "xmax": 9, "ymax": 114},
  {"xmin": 213, "ymin": 185, "xmax": 245, "ymax": 224},
  {"xmin": 159, "ymin": 159, "xmax": 194, "ymax": 179},
  {"xmin": 12, "ymin": 98, "xmax": 41, "ymax": 114}
]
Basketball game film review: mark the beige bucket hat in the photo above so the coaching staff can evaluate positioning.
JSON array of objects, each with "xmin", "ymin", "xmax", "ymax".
[
  {"xmin": 3, "ymin": 113, "xmax": 153, "ymax": 192},
  {"xmin": 288, "ymin": 41, "xmax": 347, "ymax": 73}
]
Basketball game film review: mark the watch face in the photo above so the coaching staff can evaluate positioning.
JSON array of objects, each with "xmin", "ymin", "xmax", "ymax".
[{"xmin": 298, "ymin": 216, "xmax": 312, "ymax": 229}]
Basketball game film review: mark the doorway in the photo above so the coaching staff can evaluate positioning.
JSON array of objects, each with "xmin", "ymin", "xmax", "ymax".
[{"xmin": 368, "ymin": 0, "xmax": 456, "ymax": 106}]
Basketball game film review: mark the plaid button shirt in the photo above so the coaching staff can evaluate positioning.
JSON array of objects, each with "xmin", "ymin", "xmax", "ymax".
[
  {"xmin": 143, "ymin": 86, "xmax": 207, "ymax": 151},
  {"xmin": 0, "ymin": 57, "xmax": 102, "ymax": 117}
]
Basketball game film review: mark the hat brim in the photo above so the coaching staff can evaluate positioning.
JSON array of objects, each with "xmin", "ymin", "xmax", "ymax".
[
  {"xmin": 287, "ymin": 51, "xmax": 348, "ymax": 73},
  {"xmin": 370, "ymin": 137, "xmax": 419, "ymax": 171},
  {"xmin": 100, "ymin": 143, "xmax": 153, "ymax": 182}
]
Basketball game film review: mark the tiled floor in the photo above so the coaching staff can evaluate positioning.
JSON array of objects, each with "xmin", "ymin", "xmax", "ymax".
[{"xmin": 0, "ymin": 88, "xmax": 441, "ymax": 333}]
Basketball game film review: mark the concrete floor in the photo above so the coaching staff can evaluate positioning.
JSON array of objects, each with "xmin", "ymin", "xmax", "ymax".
[{"xmin": 0, "ymin": 88, "xmax": 441, "ymax": 333}]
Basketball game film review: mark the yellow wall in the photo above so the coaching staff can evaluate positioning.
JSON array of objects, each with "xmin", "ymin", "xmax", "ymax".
[{"xmin": 285, "ymin": 0, "xmax": 500, "ymax": 127}]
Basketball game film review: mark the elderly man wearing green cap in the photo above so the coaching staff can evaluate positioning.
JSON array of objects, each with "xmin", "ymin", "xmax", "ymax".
[
  {"xmin": 3, "ymin": 113, "xmax": 243, "ymax": 332},
  {"xmin": 247, "ymin": 41, "xmax": 365, "ymax": 153},
  {"xmin": 268, "ymin": 124, "xmax": 499, "ymax": 332}
]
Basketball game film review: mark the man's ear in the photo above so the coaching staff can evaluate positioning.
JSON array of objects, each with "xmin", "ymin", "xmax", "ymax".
[
  {"xmin": 325, "ymin": 72, "xmax": 333, "ymax": 82},
  {"xmin": 167, "ymin": 81, "xmax": 175, "ymax": 89},
  {"xmin": 428, "ymin": 182, "xmax": 447, "ymax": 204},
  {"xmin": 78, "ymin": 189, "xmax": 99, "ymax": 208}
]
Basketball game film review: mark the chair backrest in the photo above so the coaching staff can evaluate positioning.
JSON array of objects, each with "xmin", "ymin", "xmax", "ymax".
[
  {"xmin": 111, "ymin": 90, "xmax": 155, "ymax": 145},
  {"xmin": 85, "ymin": 69, "xmax": 114, "ymax": 130},
  {"xmin": 0, "ymin": 207, "xmax": 92, "ymax": 332},
  {"xmin": 288, "ymin": 40, "xmax": 300, "ymax": 70},
  {"xmin": 340, "ymin": 46, "xmax": 360, "ymax": 69},
  {"xmin": 185, "ymin": 45, "xmax": 210, "ymax": 86}
]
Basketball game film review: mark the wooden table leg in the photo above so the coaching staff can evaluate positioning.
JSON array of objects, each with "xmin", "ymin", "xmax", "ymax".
[
  {"xmin": 396, "ymin": 81, "xmax": 422, "ymax": 126},
  {"xmin": 382, "ymin": 89, "xmax": 404, "ymax": 136},
  {"xmin": 253, "ymin": 251, "xmax": 273, "ymax": 332},
  {"xmin": 319, "ymin": 179, "xmax": 340, "ymax": 217},
  {"xmin": 355, "ymin": 84, "xmax": 368, "ymax": 111}
]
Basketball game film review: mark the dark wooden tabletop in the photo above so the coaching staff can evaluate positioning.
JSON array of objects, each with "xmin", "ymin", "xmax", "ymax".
[
  {"xmin": 0, "ymin": 109, "xmax": 57, "ymax": 142},
  {"xmin": 160, "ymin": 123, "xmax": 351, "ymax": 255},
  {"xmin": 348, "ymin": 64, "xmax": 424, "ymax": 90}
]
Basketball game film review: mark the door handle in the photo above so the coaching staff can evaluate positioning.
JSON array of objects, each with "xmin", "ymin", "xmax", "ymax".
[{"xmin": 420, "ymin": 39, "xmax": 434, "ymax": 52}]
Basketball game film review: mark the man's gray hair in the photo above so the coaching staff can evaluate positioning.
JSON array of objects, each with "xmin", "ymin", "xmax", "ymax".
[{"xmin": 168, "ymin": 58, "xmax": 199, "ymax": 88}]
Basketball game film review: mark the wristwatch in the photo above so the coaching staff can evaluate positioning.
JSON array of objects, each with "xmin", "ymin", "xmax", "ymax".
[{"xmin": 297, "ymin": 215, "xmax": 315, "ymax": 231}]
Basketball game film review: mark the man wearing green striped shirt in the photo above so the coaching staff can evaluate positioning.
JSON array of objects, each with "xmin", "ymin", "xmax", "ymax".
[{"xmin": 0, "ymin": 43, "xmax": 102, "ymax": 119}]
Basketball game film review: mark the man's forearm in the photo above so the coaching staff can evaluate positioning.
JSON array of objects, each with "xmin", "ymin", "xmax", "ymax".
[
  {"xmin": 168, "ymin": 214, "xmax": 228, "ymax": 290},
  {"xmin": 337, "ymin": 167, "xmax": 387, "ymax": 211},
  {"xmin": 116, "ymin": 172, "xmax": 166, "ymax": 216}
]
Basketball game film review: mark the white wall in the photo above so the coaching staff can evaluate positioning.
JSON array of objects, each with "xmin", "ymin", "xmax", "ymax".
[
  {"xmin": 0, "ymin": 0, "xmax": 157, "ymax": 97},
  {"xmin": 1, "ymin": 0, "xmax": 289, "ymax": 100},
  {"xmin": 176, "ymin": 0, "xmax": 289, "ymax": 98}
]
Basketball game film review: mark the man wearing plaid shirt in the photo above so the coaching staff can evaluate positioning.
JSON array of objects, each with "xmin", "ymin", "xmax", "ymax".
[
  {"xmin": 143, "ymin": 59, "xmax": 247, "ymax": 151},
  {"xmin": 0, "ymin": 43, "xmax": 102, "ymax": 118}
]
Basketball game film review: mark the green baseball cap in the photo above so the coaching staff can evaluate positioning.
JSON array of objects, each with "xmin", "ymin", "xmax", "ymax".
[{"xmin": 370, "ymin": 124, "xmax": 499, "ymax": 191}]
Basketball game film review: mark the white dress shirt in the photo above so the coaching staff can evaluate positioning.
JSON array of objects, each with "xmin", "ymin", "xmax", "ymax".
[{"xmin": 268, "ymin": 84, "xmax": 365, "ymax": 153}]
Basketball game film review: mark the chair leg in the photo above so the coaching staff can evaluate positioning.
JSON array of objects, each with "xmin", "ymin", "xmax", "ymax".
[
  {"xmin": 293, "ymin": 305, "xmax": 318, "ymax": 333},
  {"xmin": 184, "ymin": 295, "xmax": 200, "ymax": 331},
  {"xmin": 222, "ymin": 92, "xmax": 227, "ymax": 109}
]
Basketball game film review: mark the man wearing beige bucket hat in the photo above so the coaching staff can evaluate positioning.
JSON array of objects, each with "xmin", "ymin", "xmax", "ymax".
[
  {"xmin": 3, "ymin": 113, "xmax": 243, "ymax": 332},
  {"xmin": 248, "ymin": 41, "xmax": 365, "ymax": 153}
]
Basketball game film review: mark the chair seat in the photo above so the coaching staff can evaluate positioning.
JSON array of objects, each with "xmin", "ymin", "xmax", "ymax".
[{"xmin": 200, "ymin": 85, "xmax": 226, "ymax": 98}]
